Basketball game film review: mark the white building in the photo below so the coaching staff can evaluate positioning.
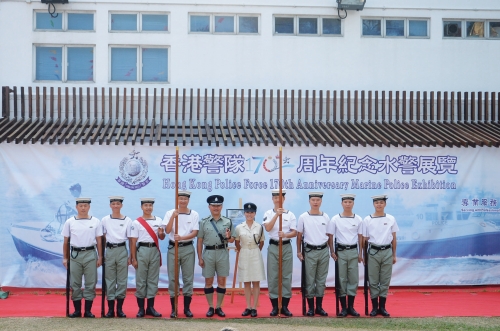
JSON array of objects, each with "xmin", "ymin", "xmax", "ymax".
[{"xmin": 0, "ymin": 0, "xmax": 499, "ymax": 92}]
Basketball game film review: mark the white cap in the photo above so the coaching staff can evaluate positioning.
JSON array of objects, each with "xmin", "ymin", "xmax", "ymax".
[
  {"xmin": 140, "ymin": 198, "xmax": 155, "ymax": 204},
  {"xmin": 109, "ymin": 196, "xmax": 124, "ymax": 202},
  {"xmin": 271, "ymin": 189, "xmax": 286, "ymax": 196},
  {"xmin": 340, "ymin": 194, "xmax": 356, "ymax": 200},
  {"xmin": 178, "ymin": 190, "xmax": 192, "ymax": 197},
  {"xmin": 308, "ymin": 192, "xmax": 324, "ymax": 198},
  {"xmin": 371, "ymin": 195, "xmax": 388, "ymax": 201},
  {"xmin": 76, "ymin": 198, "xmax": 91, "ymax": 204}
]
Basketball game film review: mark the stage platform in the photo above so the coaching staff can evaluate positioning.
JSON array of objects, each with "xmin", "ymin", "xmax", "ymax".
[{"xmin": 0, "ymin": 287, "xmax": 499, "ymax": 318}]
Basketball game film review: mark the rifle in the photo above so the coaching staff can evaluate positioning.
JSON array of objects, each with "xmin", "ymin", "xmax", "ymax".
[
  {"xmin": 363, "ymin": 238, "xmax": 369, "ymax": 316},
  {"xmin": 300, "ymin": 235, "xmax": 306, "ymax": 316},
  {"xmin": 101, "ymin": 236, "xmax": 106, "ymax": 317},
  {"xmin": 334, "ymin": 239, "xmax": 340, "ymax": 317},
  {"xmin": 65, "ymin": 239, "xmax": 70, "ymax": 317}
]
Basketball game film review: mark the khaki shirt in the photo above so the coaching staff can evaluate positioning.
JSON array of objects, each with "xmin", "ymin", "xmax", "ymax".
[{"xmin": 198, "ymin": 215, "xmax": 235, "ymax": 246}]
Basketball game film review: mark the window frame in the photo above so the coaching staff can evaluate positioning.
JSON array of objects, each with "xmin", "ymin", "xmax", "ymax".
[
  {"xmin": 273, "ymin": 15, "xmax": 343, "ymax": 37},
  {"xmin": 34, "ymin": 10, "xmax": 95, "ymax": 32},
  {"xmin": 443, "ymin": 19, "xmax": 500, "ymax": 39},
  {"xmin": 109, "ymin": 12, "xmax": 170, "ymax": 33},
  {"xmin": 108, "ymin": 45, "xmax": 170, "ymax": 84},
  {"xmin": 362, "ymin": 17, "xmax": 430, "ymax": 39},
  {"xmin": 189, "ymin": 13, "xmax": 260, "ymax": 35},
  {"xmin": 33, "ymin": 44, "xmax": 96, "ymax": 83}
]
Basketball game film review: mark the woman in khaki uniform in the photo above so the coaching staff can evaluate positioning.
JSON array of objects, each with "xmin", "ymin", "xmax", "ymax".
[{"xmin": 235, "ymin": 202, "xmax": 266, "ymax": 317}]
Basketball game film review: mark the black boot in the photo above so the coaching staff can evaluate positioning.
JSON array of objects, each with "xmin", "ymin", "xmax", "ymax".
[
  {"xmin": 136, "ymin": 297, "xmax": 145, "ymax": 318},
  {"xmin": 347, "ymin": 296, "xmax": 360, "ymax": 317},
  {"xmin": 170, "ymin": 297, "xmax": 177, "ymax": 318},
  {"xmin": 306, "ymin": 298, "xmax": 315, "ymax": 316},
  {"xmin": 369, "ymin": 298, "xmax": 378, "ymax": 317},
  {"xmin": 146, "ymin": 297, "xmax": 162, "ymax": 317},
  {"xmin": 68, "ymin": 300, "xmax": 82, "ymax": 318},
  {"xmin": 105, "ymin": 300, "xmax": 115, "ymax": 318},
  {"xmin": 116, "ymin": 298, "xmax": 126, "ymax": 318},
  {"xmin": 281, "ymin": 297, "xmax": 293, "ymax": 317},
  {"xmin": 338, "ymin": 296, "xmax": 348, "ymax": 317},
  {"xmin": 83, "ymin": 300, "xmax": 95, "ymax": 318},
  {"xmin": 184, "ymin": 296, "xmax": 193, "ymax": 318},
  {"xmin": 270, "ymin": 298, "xmax": 279, "ymax": 316},
  {"xmin": 378, "ymin": 297, "xmax": 390, "ymax": 317},
  {"xmin": 315, "ymin": 297, "xmax": 328, "ymax": 316}
]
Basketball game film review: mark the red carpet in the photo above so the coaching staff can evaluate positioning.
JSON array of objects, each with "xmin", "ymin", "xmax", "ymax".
[{"xmin": 0, "ymin": 287, "xmax": 499, "ymax": 318}]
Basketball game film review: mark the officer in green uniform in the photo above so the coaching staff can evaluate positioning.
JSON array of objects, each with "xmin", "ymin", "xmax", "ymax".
[{"xmin": 197, "ymin": 195, "xmax": 235, "ymax": 317}]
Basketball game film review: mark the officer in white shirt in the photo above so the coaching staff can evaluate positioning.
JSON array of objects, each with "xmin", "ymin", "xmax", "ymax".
[
  {"xmin": 362, "ymin": 195, "xmax": 399, "ymax": 317},
  {"xmin": 130, "ymin": 198, "xmax": 165, "ymax": 318},
  {"xmin": 101, "ymin": 196, "xmax": 132, "ymax": 318},
  {"xmin": 297, "ymin": 192, "xmax": 331, "ymax": 317},
  {"xmin": 328, "ymin": 194, "xmax": 363, "ymax": 317},
  {"xmin": 163, "ymin": 190, "xmax": 199, "ymax": 318},
  {"xmin": 62, "ymin": 197, "xmax": 103, "ymax": 318},
  {"xmin": 263, "ymin": 189, "xmax": 297, "ymax": 317}
]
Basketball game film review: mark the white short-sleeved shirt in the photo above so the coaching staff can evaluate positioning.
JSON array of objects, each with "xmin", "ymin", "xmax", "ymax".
[
  {"xmin": 130, "ymin": 216, "xmax": 163, "ymax": 243},
  {"xmin": 362, "ymin": 213, "xmax": 399, "ymax": 246},
  {"xmin": 61, "ymin": 216, "xmax": 103, "ymax": 247},
  {"xmin": 101, "ymin": 215, "xmax": 132, "ymax": 244},
  {"xmin": 162, "ymin": 209, "xmax": 200, "ymax": 242},
  {"xmin": 262, "ymin": 209, "xmax": 297, "ymax": 241},
  {"xmin": 297, "ymin": 212, "xmax": 330, "ymax": 246},
  {"xmin": 235, "ymin": 221, "xmax": 265, "ymax": 249},
  {"xmin": 327, "ymin": 214, "xmax": 363, "ymax": 246}
]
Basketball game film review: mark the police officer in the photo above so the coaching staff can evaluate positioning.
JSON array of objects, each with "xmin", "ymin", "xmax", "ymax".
[
  {"xmin": 197, "ymin": 194, "xmax": 235, "ymax": 317},
  {"xmin": 130, "ymin": 198, "xmax": 165, "ymax": 318},
  {"xmin": 263, "ymin": 189, "xmax": 297, "ymax": 317},
  {"xmin": 62, "ymin": 197, "xmax": 103, "ymax": 318},
  {"xmin": 328, "ymin": 194, "xmax": 363, "ymax": 317},
  {"xmin": 362, "ymin": 195, "xmax": 399, "ymax": 317},
  {"xmin": 296, "ymin": 192, "xmax": 331, "ymax": 317},
  {"xmin": 163, "ymin": 190, "xmax": 199, "ymax": 318},
  {"xmin": 101, "ymin": 196, "xmax": 132, "ymax": 318}
]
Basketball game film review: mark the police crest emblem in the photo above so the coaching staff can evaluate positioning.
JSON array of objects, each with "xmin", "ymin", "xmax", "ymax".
[{"xmin": 116, "ymin": 150, "xmax": 151, "ymax": 190}]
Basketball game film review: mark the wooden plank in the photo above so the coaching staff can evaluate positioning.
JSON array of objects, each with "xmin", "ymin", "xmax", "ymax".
[
  {"xmin": 197, "ymin": 121, "xmax": 204, "ymax": 146},
  {"xmin": 121, "ymin": 119, "xmax": 134, "ymax": 145},
  {"xmin": 140, "ymin": 120, "xmax": 148, "ymax": 145},
  {"xmin": 148, "ymin": 118, "xmax": 155, "ymax": 146},
  {"xmin": 284, "ymin": 120, "xmax": 302, "ymax": 146},
  {"xmin": 355, "ymin": 121, "xmax": 384, "ymax": 147},
  {"xmin": 276, "ymin": 120, "xmax": 294, "ymax": 146},
  {"xmin": 49, "ymin": 118, "xmax": 68, "ymax": 145},
  {"xmin": 5, "ymin": 119, "xmax": 30, "ymax": 143},
  {"xmin": 269, "ymin": 120, "xmax": 286, "ymax": 146},
  {"xmin": 226, "ymin": 120, "xmax": 236, "ymax": 146},
  {"xmin": 254, "ymin": 120, "xmax": 269, "ymax": 146},
  {"xmin": 212, "ymin": 120, "xmax": 223, "ymax": 147},
  {"xmin": 261, "ymin": 120, "xmax": 277, "ymax": 145},
  {"xmin": 247, "ymin": 121, "xmax": 261, "ymax": 146},
  {"xmin": 90, "ymin": 119, "xmax": 105, "ymax": 145},
  {"xmin": 348, "ymin": 121, "xmax": 376, "ymax": 147},
  {"xmin": 304, "ymin": 120, "xmax": 326, "ymax": 146},
  {"xmin": 239, "ymin": 119, "xmax": 254, "ymax": 146},
  {"xmin": 73, "ymin": 119, "xmax": 90, "ymax": 144},
  {"xmin": 24, "ymin": 120, "xmax": 46, "ymax": 144},
  {"xmin": 218, "ymin": 120, "xmax": 228, "ymax": 146},
  {"xmin": 233, "ymin": 119, "xmax": 245, "ymax": 146},
  {"xmin": 38, "ymin": 120, "xmax": 61, "ymax": 144},
  {"xmin": 58, "ymin": 119, "xmax": 75, "ymax": 144},
  {"xmin": 331, "ymin": 121, "xmax": 358, "ymax": 146},
  {"xmin": 107, "ymin": 120, "xmax": 121, "ymax": 145},
  {"xmin": 98, "ymin": 120, "xmax": 112, "ymax": 145},
  {"xmin": 81, "ymin": 119, "xmax": 97, "ymax": 145},
  {"xmin": 338, "ymin": 121, "xmax": 366, "ymax": 147},
  {"xmin": 155, "ymin": 121, "xmax": 163, "ymax": 146},
  {"xmin": 13, "ymin": 120, "xmax": 38, "ymax": 144},
  {"xmin": 317, "ymin": 120, "xmax": 342, "ymax": 146},
  {"xmin": 204, "ymin": 122, "xmax": 213, "ymax": 147},
  {"xmin": 290, "ymin": 120, "xmax": 310, "ymax": 146}
]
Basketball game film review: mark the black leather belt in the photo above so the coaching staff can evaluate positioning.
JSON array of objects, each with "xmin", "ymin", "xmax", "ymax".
[
  {"xmin": 270, "ymin": 239, "xmax": 291, "ymax": 246},
  {"xmin": 138, "ymin": 242, "xmax": 157, "ymax": 247},
  {"xmin": 169, "ymin": 240, "xmax": 193, "ymax": 247},
  {"xmin": 72, "ymin": 246, "xmax": 95, "ymax": 252},
  {"xmin": 371, "ymin": 244, "xmax": 392, "ymax": 251},
  {"xmin": 106, "ymin": 242, "xmax": 126, "ymax": 248},
  {"xmin": 306, "ymin": 243, "xmax": 328, "ymax": 250},
  {"xmin": 205, "ymin": 244, "xmax": 226, "ymax": 250},
  {"xmin": 337, "ymin": 243, "xmax": 357, "ymax": 251}
]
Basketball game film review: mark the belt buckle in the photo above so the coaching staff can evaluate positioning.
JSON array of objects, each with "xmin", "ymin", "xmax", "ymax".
[
  {"xmin": 316, "ymin": 246, "xmax": 321, "ymax": 250},
  {"xmin": 81, "ymin": 247, "xmax": 86, "ymax": 251},
  {"xmin": 380, "ymin": 246, "xmax": 386, "ymax": 250},
  {"xmin": 112, "ymin": 244, "xmax": 118, "ymax": 248}
]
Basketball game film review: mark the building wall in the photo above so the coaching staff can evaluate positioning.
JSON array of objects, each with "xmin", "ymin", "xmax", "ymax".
[{"xmin": 0, "ymin": 0, "xmax": 499, "ymax": 92}]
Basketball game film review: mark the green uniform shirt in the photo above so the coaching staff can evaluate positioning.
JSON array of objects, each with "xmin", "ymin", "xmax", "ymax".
[{"xmin": 198, "ymin": 215, "xmax": 235, "ymax": 245}]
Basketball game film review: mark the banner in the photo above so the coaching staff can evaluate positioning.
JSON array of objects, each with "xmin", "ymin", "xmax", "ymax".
[{"xmin": 1, "ymin": 144, "xmax": 499, "ymax": 288}]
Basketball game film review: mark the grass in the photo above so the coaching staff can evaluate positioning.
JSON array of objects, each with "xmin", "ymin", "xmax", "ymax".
[{"xmin": 0, "ymin": 317, "xmax": 499, "ymax": 331}]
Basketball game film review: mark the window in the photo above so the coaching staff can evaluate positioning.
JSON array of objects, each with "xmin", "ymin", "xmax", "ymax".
[
  {"xmin": 189, "ymin": 14, "xmax": 259, "ymax": 34},
  {"xmin": 35, "ymin": 11, "xmax": 94, "ymax": 31},
  {"xmin": 110, "ymin": 13, "xmax": 169, "ymax": 32},
  {"xmin": 274, "ymin": 16, "xmax": 342, "ymax": 36},
  {"xmin": 443, "ymin": 20, "xmax": 499, "ymax": 39},
  {"xmin": 34, "ymin": 45, "xmax": 94, "ymax": 82},
  {"xmin": 110, "ymin": 46, "xmax": 168, "ymax": 83},
  {"xmin": 362, "ymin": 18, "xmax": 429, "ymax": 38}
]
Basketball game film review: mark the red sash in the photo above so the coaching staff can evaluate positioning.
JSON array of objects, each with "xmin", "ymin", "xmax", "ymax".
[{"xmin": 137, "ymin": 217, "xmax": 162, "ymax": 267}]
